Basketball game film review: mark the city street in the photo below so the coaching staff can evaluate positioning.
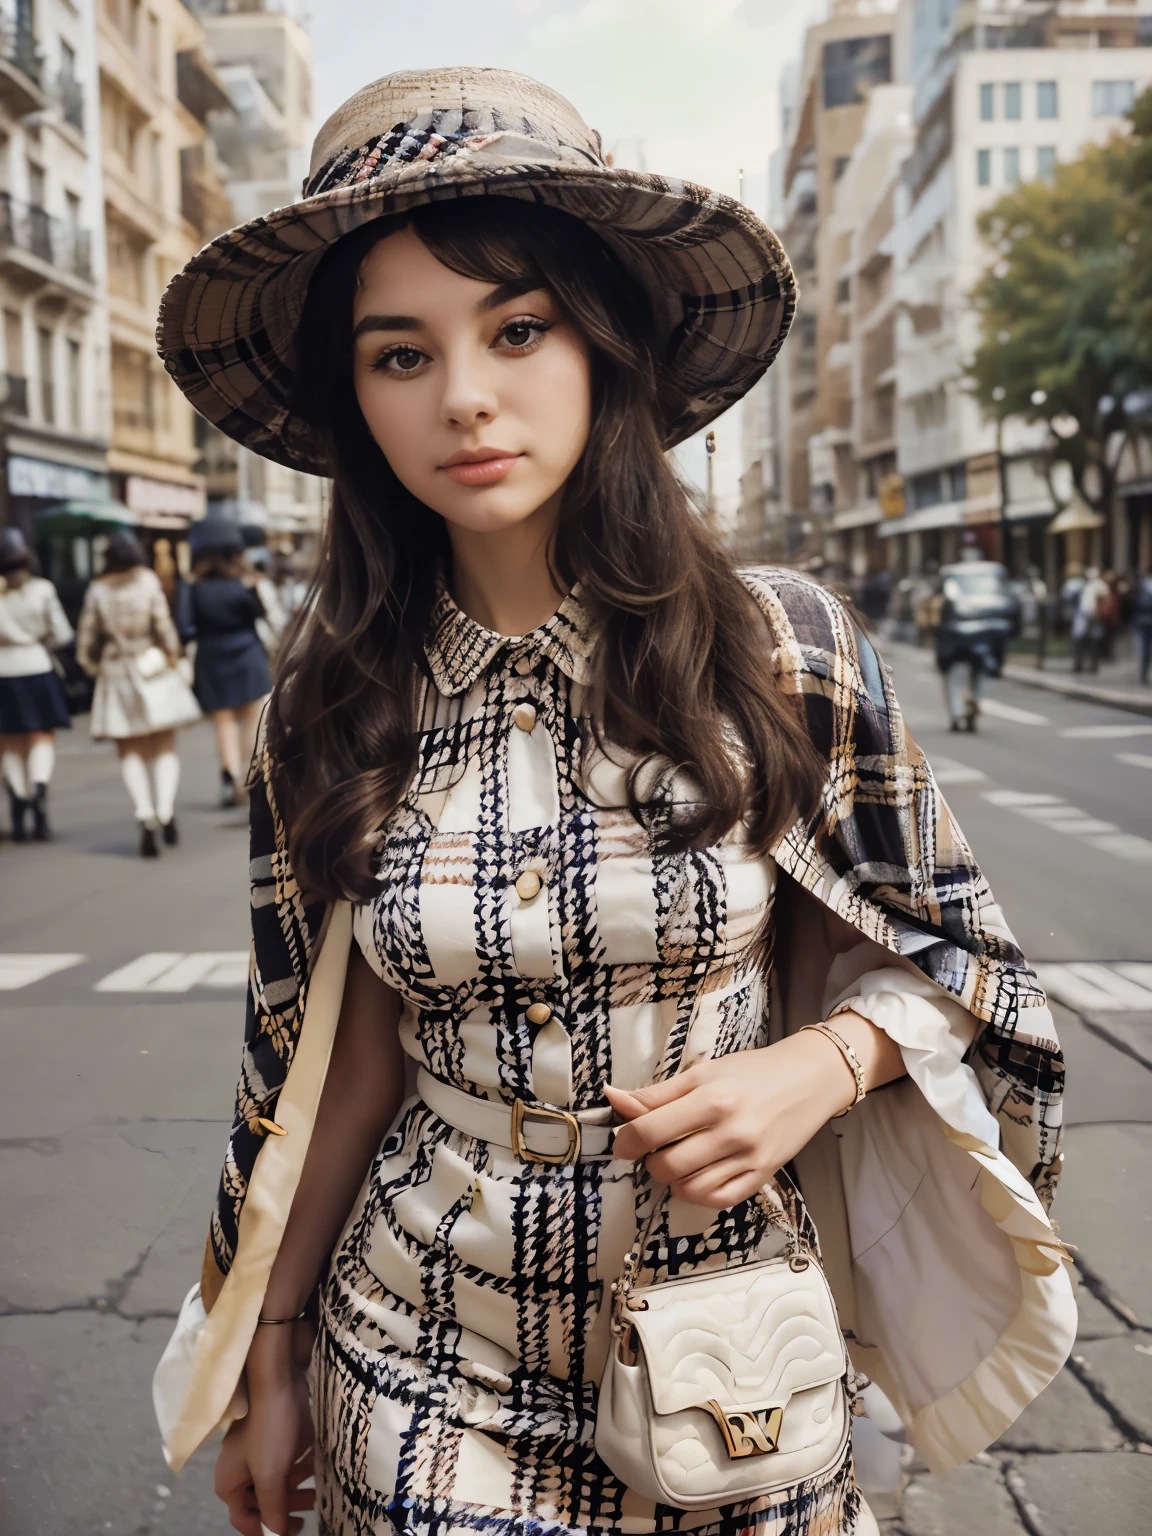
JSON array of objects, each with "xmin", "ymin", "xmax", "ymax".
[{"xmin": 1, "ymin": 643, "xmax": 1150, "ymax": 1535}]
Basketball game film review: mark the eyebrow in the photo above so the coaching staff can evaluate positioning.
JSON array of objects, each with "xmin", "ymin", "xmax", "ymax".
[{"xmin": 352, "ymin": 277, "xmax": 547, "ymax": 339}]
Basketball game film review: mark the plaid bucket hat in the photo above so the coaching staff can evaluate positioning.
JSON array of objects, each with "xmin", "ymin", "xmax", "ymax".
[{"xmin": 157, "ymin": 67, "xmax": 797, "ymax": 476}]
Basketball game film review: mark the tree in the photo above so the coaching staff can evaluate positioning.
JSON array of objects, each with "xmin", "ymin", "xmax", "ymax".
[{"xmin": 965, "ymin": 98, "xmax": 1152, "ymax": 548}]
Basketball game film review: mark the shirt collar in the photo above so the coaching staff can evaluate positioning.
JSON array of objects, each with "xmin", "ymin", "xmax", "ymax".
[{"xmin": 424, "ymin": 576, "xmax": 594, "ymax": 696}]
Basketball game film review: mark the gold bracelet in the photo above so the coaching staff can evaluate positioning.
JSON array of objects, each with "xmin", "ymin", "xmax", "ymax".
[
  {"xmin": 798, "ymin": 1022, "xmax": 867, "ymax": 1117},
  {"xmin": 256, "ymin": 1309, "xmax": 307, "ymax": 1325}
]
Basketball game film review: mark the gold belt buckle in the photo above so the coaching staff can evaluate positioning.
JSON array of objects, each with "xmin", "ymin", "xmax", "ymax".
[{"xmin": 510, "ymin": 1099, "xmax": 582, "ymax": 1165}]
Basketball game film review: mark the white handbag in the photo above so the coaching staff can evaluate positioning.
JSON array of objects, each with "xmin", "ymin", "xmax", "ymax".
[
  {"xmin": 129, "ymin": 647, "xmax": 202, "ymax": 731},
  {"xmin": 595, "ymin": 1185, "xmax": 855, "ymax": 1510}
]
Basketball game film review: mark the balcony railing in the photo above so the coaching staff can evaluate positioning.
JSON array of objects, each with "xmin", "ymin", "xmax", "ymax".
[
  {"xmin": 1, "ymin": 19, "xmax": 41, "ymax": 84},
  {"xmin": 4, "ymin": 373, "xmax": 28, "ymax": 415},
  {"xmin": 0, "ymin": 193, "xmax": 93, "ymax": 282},
  {"xmin": 176, "ymin": 48, "xmax": 232, "ymax": 124}
]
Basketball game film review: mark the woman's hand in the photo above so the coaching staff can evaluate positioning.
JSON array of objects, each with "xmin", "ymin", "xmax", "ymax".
[
  {"xmin": 605, "ymin": 1014, "xmax": 905, "ymax": 1209},
  {"xmin": 215, "ymin": 1322, "xmax": 316, "ymax": 1536}
]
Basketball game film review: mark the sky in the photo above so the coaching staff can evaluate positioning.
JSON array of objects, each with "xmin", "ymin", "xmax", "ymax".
[{"xmin": 306, "ymin": 0, "xmax": 831, "ymax": 504}]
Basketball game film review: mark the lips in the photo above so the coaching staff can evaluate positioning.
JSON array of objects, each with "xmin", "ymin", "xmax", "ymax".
[{"xmin": 440, "ymin": 448, "xmax": 523, "ymax": 486}]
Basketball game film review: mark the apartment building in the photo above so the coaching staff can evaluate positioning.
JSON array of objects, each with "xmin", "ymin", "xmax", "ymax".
[
  {"xmin": 0, "ymin": 0, "xmax": 112, "ymax": 593},
  {"xmin": 882, "ymin": 0, "xmax": 1152, "ymax": 579},
  {"xmin": 747, "ymin": 0, "xmax": 899, "ymax": 566},
  {"xmin": 187, "ymin": 0, "xmax": 322, "ymax": 541},
  {"xmin": 98, "ymin": 0, "xmax": 231, "ymax": 539}
]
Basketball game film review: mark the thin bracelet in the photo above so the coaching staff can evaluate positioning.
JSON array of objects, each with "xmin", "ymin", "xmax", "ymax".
[
  {"xmin": 798, "ymin": 1022, "xmax": 866, "ymax": 1117},
  {"xmin": 256, "ymin": 1309, "xmax": 307, "ymax": 1325}
]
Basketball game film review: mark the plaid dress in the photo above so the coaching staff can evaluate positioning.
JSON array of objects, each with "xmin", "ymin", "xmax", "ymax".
[{"xmin": 197, "ymin": 571, "xmax": 1067, "ymax": 1535}]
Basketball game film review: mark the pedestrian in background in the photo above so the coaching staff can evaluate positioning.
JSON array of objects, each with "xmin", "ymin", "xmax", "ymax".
[
  {"xmin": 76, "ymin": 531, "xmax": 200, "ymax": 857},
  {"xmin": 1071, "ymin": 565, "xmax": 1109, "ymax": 673},
  {"xmin": 934, "ymin": 560, "xmax": 1020, "ymax": 731},
  {"xmin": 0, "ymin": 527, "xmax": 73, "ymax": 840},
  {"xmin": 152, "ymin": 67, "xmax": 1072, "ymax": 1536},
  {"xmin": 185, "ymin": 520, "xmax": 273, "ymax": 807},
  {"xmin": 1133, "ymin": 566, "xmax": 1152, "ymax": 685}
]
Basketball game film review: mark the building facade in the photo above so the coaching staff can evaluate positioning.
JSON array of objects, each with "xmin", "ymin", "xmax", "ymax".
[
  {"xmin": 98, "ymin": 0, "xmax": 232, "ymax": 544},
  {"xmin": 0, "ymin": 0, "xmax": 113, "ymax": 609},
  {"xmin": 187, "ymin": 0, "xmax": 322, "ymax": 545},
  {"xmin": 745, "ymin": 0, "xmax": 1152, "ymax": 587}
]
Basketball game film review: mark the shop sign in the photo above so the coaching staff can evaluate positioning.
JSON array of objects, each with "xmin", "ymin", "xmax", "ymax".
[
  {"xmin": 124, "ymin": 476, "xmax": 207, "ymax": 521},
  {"xmin": 7, "ymin": 455, "xmax": 110, "ymax": 500},
  {"xmin": 878, "ymin": 473, "xmax": 905, "ymax": 518}
]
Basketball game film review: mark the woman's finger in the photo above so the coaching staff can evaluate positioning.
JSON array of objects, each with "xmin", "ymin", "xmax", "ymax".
[
  {"xmin": 253, "ymin": 1477, "xmax": 291, "ymax": 1536},
  {"xmin": 644, "ymin": 1128, "xmax": 732, "ymax": 1185},
  {"xmin": 224, "ymin": 1490, "xmax": 263, "ymax": 1536},
  {"xmin": 670, "ymin": 1159, "xmax": 762, "ymax": 1209},
  {"xmin": 610, "ymin": 1089, "xmax": 716, "ymax": 1160}
]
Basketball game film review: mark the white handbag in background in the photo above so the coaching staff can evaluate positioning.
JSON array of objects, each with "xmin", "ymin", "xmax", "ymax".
[
  {"xmin": 595, "ymin": 1186, "xmax": 854, "ymax": 1510},
  {"xmin": 129, "ymin": 646, "xmax": 201, "ymax": 731}
]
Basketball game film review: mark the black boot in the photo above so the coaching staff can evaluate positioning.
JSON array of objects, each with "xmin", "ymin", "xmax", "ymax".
[
  {"xmin": 220, "ymin": 768, "xmax": 238, "ymax": 808},
  {"xmin": 30, "ymin": 783, "xmax": 50, "ymax": 841},
  {"xmin": 161, "ymin": 817, "xmax": 178, "ymax": 846},
  {"xmin": 139, "ymin": 820, "xmax": 160, "ymax": 858},
  {"xmin": 7, "ymin": 785, "xmax": 29, "ymax": 841}
]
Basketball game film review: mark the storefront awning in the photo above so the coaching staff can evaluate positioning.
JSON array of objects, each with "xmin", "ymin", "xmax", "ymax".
[
  {"xmin": 877, "ymin": 501, "xmax": 964, "ymax": 537},
  {"xmin": 35, "ymin": 497, "xmax": 137, "ymax": 530}
]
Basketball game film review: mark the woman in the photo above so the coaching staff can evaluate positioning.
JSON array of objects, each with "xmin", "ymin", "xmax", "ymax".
[
  {"xmin": 0, "ymin": 527, "xmax": 73, "ymax": 840},
  {"xmin": 76, "ymin": 530, "xmax": 199, "ymax": 857},
  {"xmin": 185, "ymin": 520, "xmax": 273, "ymax": 807},
  {"xmin": 153, "ymin": 70, "xmax": 1073, "ymax": 1536}
]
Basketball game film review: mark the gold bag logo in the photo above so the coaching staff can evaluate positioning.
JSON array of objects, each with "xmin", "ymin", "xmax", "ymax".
[{"xmin": 704, "ymin": 1400, "xmax": 784, "ymax": 1459}]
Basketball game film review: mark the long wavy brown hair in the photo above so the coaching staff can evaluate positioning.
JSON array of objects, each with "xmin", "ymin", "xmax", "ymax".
[{"xmin": 271, "ymin": 199, "xmax": 823, "ymax": 900}]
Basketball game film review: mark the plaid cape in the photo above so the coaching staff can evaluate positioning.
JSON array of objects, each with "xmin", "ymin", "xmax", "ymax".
[{"xmin": 201, "ymin": 570, "xmax": 1063, "ymax": 1305}]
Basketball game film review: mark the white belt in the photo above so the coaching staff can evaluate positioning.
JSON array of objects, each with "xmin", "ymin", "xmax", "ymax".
[{"xmin": 416, "ymin": 1067, "xmax": 616, "ymax": 1165}]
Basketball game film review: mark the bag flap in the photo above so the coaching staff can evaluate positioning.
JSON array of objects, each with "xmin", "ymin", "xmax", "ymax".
[{"xmin": 628, "ymin": 1258, "xmax": 848, "ymax": 1417}]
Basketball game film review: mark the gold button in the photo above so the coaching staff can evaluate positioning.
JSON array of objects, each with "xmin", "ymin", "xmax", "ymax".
[
  {"xmin": 512, "ymin": 702, "xmax": 537, "ymax": 732},
  {"xmin": 515, "ymin": 869, "xmax": 543, "ymax": 900},
  {"xmin": 255, "ymin": 1117, "xmax": 287, "ymax": 1137},
  {"xmin": 526, "ymin": 1001, "xmax": 552, "ymax": 1025}
]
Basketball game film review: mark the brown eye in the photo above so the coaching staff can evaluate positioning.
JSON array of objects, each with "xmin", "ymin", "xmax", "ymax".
[
  {"xmin": 389, "ymin": 347, "xmax": 423, "ymax": 372},
  {"xmin": 504, "ymin": 322, "xmax": 535, "ymax": 348}
]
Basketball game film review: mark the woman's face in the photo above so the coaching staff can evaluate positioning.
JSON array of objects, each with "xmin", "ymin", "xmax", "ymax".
[{"xmin": 352, "ymin": 226, "xmax": 593, "ymax": 536}]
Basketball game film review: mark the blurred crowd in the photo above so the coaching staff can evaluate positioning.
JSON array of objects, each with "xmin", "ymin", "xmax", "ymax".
[{"xmin": 0, "ymin": 524, "xmax": 312, "ymax": 852}]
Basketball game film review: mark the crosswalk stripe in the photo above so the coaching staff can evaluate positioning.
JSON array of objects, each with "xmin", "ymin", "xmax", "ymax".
[
  {"xmin": 983, "ymin": 789, "xmax": 1151, "ymax": 862},
  {"xmin": 979, "ymin": 699, "xmax": 1049, "ymax": 725},
  {"xmin": 94, "ymin": 952, "xmax": 248, "ymax": 992},
  {"xmin": 1036, "ymin": 963, "xmax": 1152, "ymax": 1012},
  {"xmin": 0, "ymin": 954, "xmax": 85, "ymax": 991},
  {"xmin": 929, "ymin": 755, "xmax": 987, "ymax": 786},
  {"xmin": 1085, "ymin": 833, "xmax": 1152, "ymax": 862},
  {"xmin": 1060, "ymin": 724, "xmax": 1152, "ymax": 739},
  {"xmin": 1115, "ymin": 752, "xmax": 1152, "ymax": 770}
]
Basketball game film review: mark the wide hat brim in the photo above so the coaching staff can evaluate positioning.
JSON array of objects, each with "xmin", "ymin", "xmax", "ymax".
[{"xmin": 157, "ymin": 72, "xmax": 797, "ymax": 476}]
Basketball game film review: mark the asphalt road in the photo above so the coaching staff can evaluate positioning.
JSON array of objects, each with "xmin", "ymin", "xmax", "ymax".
[{"xmin": 0, "ymin": 646, "xmax": 1149, "ymax": 1535}]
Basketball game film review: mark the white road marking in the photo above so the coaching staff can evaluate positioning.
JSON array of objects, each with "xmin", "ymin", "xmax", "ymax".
[
  {"xmin": 1116, "ymin": 752, "xmax": 1152, "ymax": 770},
  {"xmin": 983, "ymin": 790, "xmax": 1149, "ymax": 861},
  {"xmin": 94, "ymin": 951, "xmax": 248, "ymax": 992},
  {"xmin": 984, "ymin": 790, "xmax": 1063, "ymax": 807},
  {"xmin": 979, "ymin": 698, "xmax": 1049, "ymax": 725},
  {"xmin": 1114, "ymin": 963, "xmax": 1152, "ymax": 990},
  {"xmin": 1085, "ymin": 833, "xmax": 1152, "ymax": 862},
  {"xmin": 1036, "ymin": 962, "xmax": 1152, "ymax": 1012},
  {"xmin": 1060, "ymin": 724, "xmax": 1152, "ymax": 739},
  {"xmin": 0, "ymin": 954, "xmax": 85, "ymax": 991},
  {"xmin": 929, "ymin": 755, "xmax": 987, "ymax": 786}
]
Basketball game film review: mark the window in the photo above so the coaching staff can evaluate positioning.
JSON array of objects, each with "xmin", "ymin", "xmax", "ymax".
[
  {"xmin": 66, "ymin": 338, "xmax": 81, "ymax": 431},
  {"xmin": 979, "ymin": 82, "xmax": 994, "ymax": 120},
  {"xmin": 977, "ymin": 147, "xmax": 992, "ymax": 185},
  {"xmin": 150, "ymin": 131, "xmax": 162, "ymax": 199},
  {"xmin": 37, "ymin": 325, "xmax": 54, "ymax": 424},
  {"xmin": 1036, "ymin": 145, "xmax": 1056, "ymax": 180},
  {"xmin": 1004, "ymin": 81, "xmax": 1021, "ymax": 120},
  {"xmin": 27, "ymin": 160, "xmax": 44, "ymax": 207},
  {"xmin": 60, "ymin": 40, "xmax": 76, "ymax": 80},
  {"xmin": 1003, "ymin": 145, "xmax": 1020, "ymax": 186},
  {"xmin": 836, "ymin": 276, "xmax": 851, "ymax": 304},
  {"xmin": 822, "ymin": 35, "xmax": 892, "ymax": 109},
  {"xmin": 833, "ymin": 155, "xmax": 851, "ymax": 181},
  {"xmin": 1093, "ymin": 80, "xmax": 1136, "ymax": 117},
  {"xmin": 1037, "ymin": 80, "xmax": 1058, "ymax": 119}
]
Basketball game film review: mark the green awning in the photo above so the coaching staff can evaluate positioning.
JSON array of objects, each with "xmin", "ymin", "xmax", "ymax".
[{"xmin": 35, "ymin": 498, "xmax": 137, "ymax": 530}]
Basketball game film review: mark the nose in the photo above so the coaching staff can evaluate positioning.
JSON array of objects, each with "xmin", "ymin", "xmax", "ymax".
[{"xmin": 440, "ymin": 344, "xmax": 499, "ymax": 432}]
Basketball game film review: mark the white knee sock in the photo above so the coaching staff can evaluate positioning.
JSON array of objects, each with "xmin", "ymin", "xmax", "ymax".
[
  {"xmin": 27, "ymin": 739, "xmax": 55, "ymax": 787},
  {"xmin": 152, "ymin": 750, "xmax": 180, "ymax": 823},
  {"xmin": 2, "ymin": 750, "xmax": 27, "ymax": 798},
  {"xmin": 120, "ymin": 752, "xmax": 156, "ymax": 822}
]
